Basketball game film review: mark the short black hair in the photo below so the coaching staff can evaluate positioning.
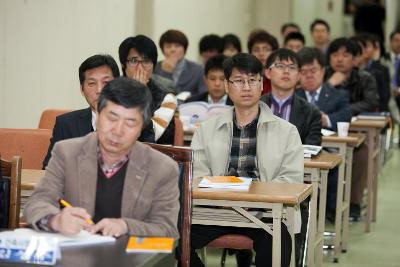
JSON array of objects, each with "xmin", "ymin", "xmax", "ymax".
[
  {"xmin": 266, "ymin": 48, "xmax": 302, "ymax": 69},
  {"xmin": 327, "ymin": 37, "xmax": 359, "ymax": 57},
  {"xmin": 349, "ymin": 36, "xmax": 365, "ymax": 56},
  {"xmin": 310, "ymin": 19, "xmax": 330, "ymax": 32},
  {"xmin": 297, "ymin": 47, "xmax": 326, "ymax": 67},
  {"xmin": 205, "ymin": 54, "xmax": 227, "ymax": 76},
  {"xmin": 247, "ymin": 29, "xmax": 279, "ymax": 53},
  {"xmin": 78, "ymin": 54, "xmax": 120, "ymax": 85},
  {"xmin": 222, "ymin": 34, "xmax": 242, "ymax": 53},
  {"xmin": 358, "ymin": 32, "xmax": 380, "ymax": 48},
  {"xmin": 281, "ymin": 22, "xmax": 300, "ymax": 34},
  {"xmin": 284, "ymin": 32, "xmax": 305, "ymax": 45},
  {"xmin": 223, "ymin": 53, "xmax": 263, "ymax": 79},
  {"xmin": 118, "ymin": 35, "xmax": 158, "ymax": 76},
  {"xmin": 199, "ymin": 34, "xmax": 223, "ymax": 54},
  {"xmin": 390, "ymin": 29, "xmax": 400, "ymax": 40},
  {"xmin": 98, "ymin": 77, "xmax": 152, "ymax": 127}
]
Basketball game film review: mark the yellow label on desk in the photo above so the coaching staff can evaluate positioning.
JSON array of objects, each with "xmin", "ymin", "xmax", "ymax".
[
  {"xmin": 126, "ymin": 237, "xmax": 174, "ymax": 253},
  {"xmin": 204, "ymin": 176, "xmax": 242, "ymax": 183}
]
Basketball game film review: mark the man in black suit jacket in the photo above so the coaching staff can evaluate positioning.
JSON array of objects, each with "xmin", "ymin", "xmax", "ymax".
[
  {"xmin": 185, "ymin": 55, "xmax": 233, "ymax": 106},
  {"xmin": 43, "ymin": 55, "xmax": 155, "ymax": 168},
  {"xmin": 296, "ymin": 47, "xmax": 352, "ymax": 131},
  {"xmin": 261, "ymin": 49, "xmax": 322, "ymax": 146}
]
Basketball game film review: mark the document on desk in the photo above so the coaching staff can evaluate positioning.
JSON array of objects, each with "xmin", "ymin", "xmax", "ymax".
[
  {"xmin": 0, "ymin": 228, "xmax": 115, "ymax": 247},
  {"xmin": 126, "ymin": 237, "xmax": 174, "ymax": 253},
  {"xmin": 198, "ymin": 176, "xmax": 252, "ymax": 190}
]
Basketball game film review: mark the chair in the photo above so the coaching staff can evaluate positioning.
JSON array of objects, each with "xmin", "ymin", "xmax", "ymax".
[
  {"xmin": 147, "ymin": 143, "xmax": 192, "ymax": 267},
  {"xmin": 174, "ymin": 116, "xmax": 185, "ymax": 146},
  {"xmin": 203, "ymin": 235, "xmax": 253, "ymax": 267},
  {"xmin": 0, "ymin": 128, "xmax": 52, "ymax": 169},
  {"xmin": 0, "ymin": 156, "xmax": 22, "ymax": 229},
  {"xmin": 38, "ymin": 109, "xmax": 72, "ymax": 129}
]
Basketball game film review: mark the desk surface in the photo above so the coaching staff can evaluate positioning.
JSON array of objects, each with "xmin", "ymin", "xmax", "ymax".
[
  {"xmin": 322, "ymin": 132, "xmax": 366, "ymax": 147},
  {"xmin": 21, "ymin": 169, "xmax": 45, "ymax": 190},
  {"xmin": 350, "ymin": 118, "xmax": 388, "ymax": 129},
  {"xmin": 0, "ymin": 235, "xmax": 175, "ymax": 267},
  {"xmin": 304, "ymin": 153, "xmax": 342, "ymax": 170},
  {"xmin": 193, "ymin": 179, "xmax": 312, "ymax": 205}
]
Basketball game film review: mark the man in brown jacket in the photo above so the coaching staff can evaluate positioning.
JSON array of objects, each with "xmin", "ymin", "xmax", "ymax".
[{"xmin": 24, "ymin": 77, "xmax": 179, "ymax": 238}]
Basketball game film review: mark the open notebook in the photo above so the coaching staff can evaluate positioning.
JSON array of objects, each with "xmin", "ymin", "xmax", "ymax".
[{"xmin": 0, "ymin": 228, "xmax": 115, "ymax": 247}]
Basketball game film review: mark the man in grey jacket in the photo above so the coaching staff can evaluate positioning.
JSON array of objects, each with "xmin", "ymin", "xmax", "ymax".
[
  {"xmin": 24, "ymin": 77, "xmax": 179, "ymax": 238},
  {"xmin": 190, "ymin": 53, "xmax": 304, "ymax": 267}
]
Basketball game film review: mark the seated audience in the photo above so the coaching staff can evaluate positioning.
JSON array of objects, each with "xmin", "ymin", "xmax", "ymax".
[
  {"xmin": 119, "ymin": 35, "xmax": 177, "ymax": 144},
  {"xmin": 247, "ymin": 29, "xmax": 279, "ymax": 94},
  {"xmin": 199, "ymin": 34, "xmax": 223, "ymax": 64},
  {"xmin": 185, "ymin": 54, "xmax": 232, "ymax": 105},
  {"xmin": 222, "ymin": 33, "xmax": 242, "ymax": 57},
  {"xmin": 154, "ymin": 29, "xmax": 207, "ymax": 96},
  {"xmin": 284, "ymin": 32, "xmax": 305, "ymax": 53},
  {"xmin": 190, "ymin": 53, "xmax": 304, "ymax": 267},
  {"xmin": 25, "ymin": 77, "xmax": 180, "ymax": 238},
  {"xmin": 310, "ymin": 19, "xmax": 331, "ymax": 55},
  {"xmin": 43, "ymin": 54, "xmax": 155, "ymax": 168}
]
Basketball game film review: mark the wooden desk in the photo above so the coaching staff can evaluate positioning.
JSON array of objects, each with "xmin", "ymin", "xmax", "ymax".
[
  {"xmin": 192, "ymin": 180, "xmax": 312, "ymax": 267},
  {"xmin": 321, "ymin": 133, "xmax": 366, "ymax": 262},
  {"xmin": 0, "ymin": 235, "xmax": 175, "ymax": 267},
  {"xmin": 21, "ymin": 169, "xmax": 45, "ymax": 190},
  {"xmin": 303, "ymin": 153, "xmax": 342, "ymax": 267},
  {"xmin": 350, "ymin": 119, "xmax": 388, "ymax": 233}
]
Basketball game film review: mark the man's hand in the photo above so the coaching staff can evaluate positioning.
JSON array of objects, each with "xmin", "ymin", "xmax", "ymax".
[
  {"xmin": 328, "ymin": 72, "xmax": 347, "ymax": 87},
  {"xmin": 49, "ymin": 207, "xmax": 92, "ymax": 235},
  {"xmin": 89, "ymin": 218, "xmax": 128, "ymax": 237},
  {"xmin": 161, "ymin": 49, "xmax": 184, "ymax": 73},
  {"xmin": 128, "ymin": 66, "xmax": 149, "ymax": 85},
  {"xmin": 321, "ymin": 112, "xmax": 329, "ymax": 128}
]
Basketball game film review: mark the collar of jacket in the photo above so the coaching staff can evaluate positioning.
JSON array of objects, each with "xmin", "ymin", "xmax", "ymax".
[{"xmin": 214, "ymin": 101, "xmax": 277, "ymax": 129}]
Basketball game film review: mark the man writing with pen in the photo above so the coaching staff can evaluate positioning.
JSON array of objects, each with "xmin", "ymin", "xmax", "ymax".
[{"xmin": 24, "ymin": 77, "xmax": 180, "ymax": 238}]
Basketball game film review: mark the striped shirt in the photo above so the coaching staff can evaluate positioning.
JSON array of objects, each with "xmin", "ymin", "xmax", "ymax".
[{"xmin": 270, "ymin": 95, "xmax": 293, "ymax": 121}]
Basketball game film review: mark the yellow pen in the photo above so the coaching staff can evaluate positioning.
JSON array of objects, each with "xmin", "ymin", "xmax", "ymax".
[{"xmin": 59, "ymin": 198, "xmax": 94, "ymax": 225}]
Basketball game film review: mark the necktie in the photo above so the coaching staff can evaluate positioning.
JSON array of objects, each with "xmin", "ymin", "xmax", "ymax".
[
  {"xmin": 392, "ymin": 56, "xmax": 400, "ymax": 87},
  {"xmin": 309, "ymin": 91, "xmax": 317, "ymax": 105}
]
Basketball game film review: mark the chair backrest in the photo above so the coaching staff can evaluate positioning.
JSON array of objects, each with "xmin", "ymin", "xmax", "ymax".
[
  {"xmin": 174, "ymin": 116, "xmax": 184, "ymax": 146},
  {"xmin": 0, "ymin": 156, "xmax": 22, "ymax": 229},
  {"xmin": 0, "ymin": 128, "xmax": 52, "ymax": 169},
  {"xmin": 38, "ymin": 109, "xmax": 73, "ymax": 129},
  {"xmin": 147, "ymin": 143, "xmax": 192, "ymax": 267}
]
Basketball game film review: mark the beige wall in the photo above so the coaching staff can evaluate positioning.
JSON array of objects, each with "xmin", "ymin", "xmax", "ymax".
[{"xmin": 0, "ymin": 0, "xmax": 136, "ymax": 128}]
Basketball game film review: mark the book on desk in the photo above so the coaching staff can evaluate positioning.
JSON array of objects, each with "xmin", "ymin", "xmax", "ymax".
[
  {"xmin": 198, "ymin": 176, "xmax": 252, "ymax": 190},
  {"xmin": 356, "ymin": 112, "xmax": 389, "ymax": 120},
  {"xmin": 303, "ymin": 145, "xmax": 322, "ymax": 158},
  {"xmin": 126, "ymin": 237, "xmax": 174, "ymax": 253}
]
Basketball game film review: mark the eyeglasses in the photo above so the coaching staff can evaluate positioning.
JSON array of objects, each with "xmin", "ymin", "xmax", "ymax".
[
  {"xmin": 228, "ymin": 78, "xmax": 261, "ymax": 89},
  {"xmin": 269, "ymin": 63, "xmax": 299, "ymax": 72},
  {"xmin": 300, "ymin": 67, "xmax": 322, "ymax": 75},
  {"xmin": 126, "ymin": 57, "xmax": 153, "ymax": 68}
]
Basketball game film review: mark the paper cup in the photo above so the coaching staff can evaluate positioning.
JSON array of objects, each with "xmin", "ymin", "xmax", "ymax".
[{"xmin": 337, "ymin": 122, "xmax": 350, "ymax": 137}]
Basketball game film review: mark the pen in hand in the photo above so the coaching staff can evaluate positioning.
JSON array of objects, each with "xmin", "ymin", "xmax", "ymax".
[{"xmin": 59, "ymin": 198, "xmax": 94, "ymax": 225}]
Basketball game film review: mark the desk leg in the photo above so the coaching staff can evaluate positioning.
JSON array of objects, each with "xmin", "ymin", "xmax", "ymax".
[
  {"xmin": 317, "ymin": 170, "xmax": 328, "ymax": 266},
  {"xmin": 287, "ymin": 207, "xmax": 295, "ymax": 267},
  {"xmin": 366, "ymin": 129, "xmax": 374, "ymax": 233},
  {"xmin": 373, "ymin": 130, "xmax": 381, "ymax": 222},
  {"xmin": 306, "ymin": 168, "xmax": 319, "ymax": 267},
  {"xmin": 342, "ymin": 147, "xmax": 354, "ymax": 252},
  {"xmin": 272, "ymin": 203, "xmax": 283, "ymax": 267}
]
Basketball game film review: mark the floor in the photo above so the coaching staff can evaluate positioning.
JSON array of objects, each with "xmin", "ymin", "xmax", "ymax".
[{"xmin": 203, "ymin": 146, "xmax": 400, "ymax": 267}]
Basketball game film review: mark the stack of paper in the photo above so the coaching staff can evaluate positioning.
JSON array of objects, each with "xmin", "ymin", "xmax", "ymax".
[
  {"xmin": 198, "ymin": 176, "xmax": 252, "ymax": 190},
  {"xmin": 357, "ymin": 112, "xmax": 388, "ymax": 120},
  {"xmin": 321, "ymin": 128, "xmax": 336, "ymax": 136},
  {"xmin": 126, "ymin": 237, "xmax": 174, "ymax": 253},
  {"xmin": 303, "ymin": 145, "xmax": 322, "ymax": 158}
]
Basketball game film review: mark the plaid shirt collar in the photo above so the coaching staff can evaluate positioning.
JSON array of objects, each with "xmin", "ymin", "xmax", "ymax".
[{"xmin": 97, "ymin": 147, "xmax": 130, "ymax": 179}]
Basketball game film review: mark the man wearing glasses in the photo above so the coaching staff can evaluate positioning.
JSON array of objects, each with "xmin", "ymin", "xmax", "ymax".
[
  {"xmin": 261, "ymin": 48, "xmax": 322, "ymax": 146},
  {"xmin": 119, "ymin": 35, "xmax": 177, "ymax": 144},
  {"xmin": 190, "ymin": 53, "xmax": 304, "ymax": 267}
]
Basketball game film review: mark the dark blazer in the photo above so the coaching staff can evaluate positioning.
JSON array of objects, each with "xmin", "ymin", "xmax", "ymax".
[
  {"xmin": 296, "ymin": 84, "xmax": 352, "ymax": 131},
  {"xmin": 185, "ymin": 92, "xmax": 234, "ymax": 106},
  {"xmin": 26, "ymin": 133, "xmax": 179, "ymax": 237},
  {"xmin": 261, "ymin": 93, "xmax": 322, "ymax": 145},
  {"xmin": 43, "ymin": 108, "xmax": 155, "ymax": 168}
]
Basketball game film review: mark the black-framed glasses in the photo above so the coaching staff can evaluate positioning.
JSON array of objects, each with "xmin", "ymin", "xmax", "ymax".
[
  {"xmin": 228, "ymin": 78, "xmax": 261, "ymax": 89},
  {"xmin": 126, "ymin": 57, "xmax": 153, "ymax": 68},
  {"xmin": 269, "ymin": 63, "xmax": 299, "ymax": 72}
]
